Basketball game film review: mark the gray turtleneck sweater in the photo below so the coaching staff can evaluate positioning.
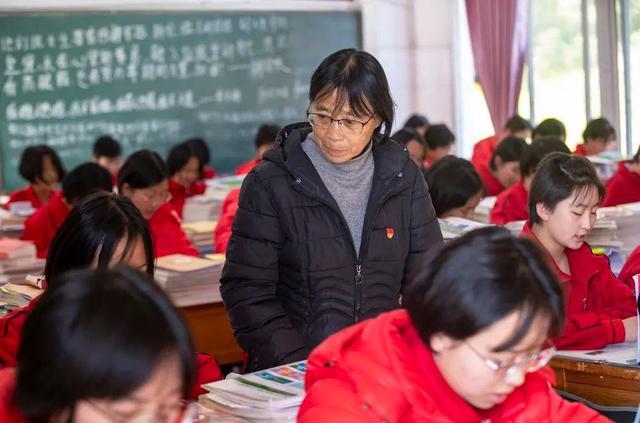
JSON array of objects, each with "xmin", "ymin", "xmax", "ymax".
[{"xmin": 302, "ymin": 133, "xmax": 374, "ymax": 256}]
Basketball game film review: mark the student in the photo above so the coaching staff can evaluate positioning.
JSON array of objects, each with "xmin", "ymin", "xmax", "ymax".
[
  {"xmin": 471, "ymin": 115, "xmax": 532, "ymax": 169},
  {"xmin": 6, "ymin": 145, "xmax": 66, "ymax": 211},
  {"xmin": 424, "ymin": 156, "xmax": 484, "ymax": 219},
  {"xmin": 118, "ymin": 150, "xmax": 198, "ymax": 257},
  {"xmin": 490, "ymin": 137, "xmax": 570, "ymax": 224},
  {"xmin": 601, "ymin": 146, "xmax": 640, "ymax": 207},
  {"xmin": 522, "ymin": 153, "xmax": 636, "ymax": 349},
  {"xmin": 476, "ymin": 136, "xmax": 527, "ymax": 197},
  {"xmin": 392, "ymin": 128, "xmax": 426, "ymax": 168},
  {"xmin": 533, "ymin": 118, "xmax": 566, "ymax": 142},
  {"xmin": 574, "ymin": 118, "xmax": 616, "ymax": 156},
  {"xmin": 21, "ymin": 163, "xmax": 112, "ymax": 258},
  {"xmin": 92, "ymin": 134, "xmax": 123, "ymax": 184},
  {"xmin": 0, "ymin": 267, "xmax": 197, "ymax": 422},
  {"xmin": 185, "ymin": 137, "xmax": 216, "ymax": 180},
  {"xmin": 0, "ymin": 192, "xmax": 153, "ymax": 368},
  {"xmin": 424, "ymin": 124, "xmax": 455, "ymax": 167},
  {"xmin": 299, "ymin": 227, "xmax": 608, "ymax": 422},
  {"xmin": 235, "ymin": 124, "xmax": 281, "ymax": 175},
  {"xmin": 166, "ymin": 142, "xmax": 206, "ymax": 218},
  {"xmin": 0, "ymin": 192, "xmax": 221, "ymax": 399},
  {"xmin": 403, "ymin": 113, "xmax": 429, "ymax": 137}
]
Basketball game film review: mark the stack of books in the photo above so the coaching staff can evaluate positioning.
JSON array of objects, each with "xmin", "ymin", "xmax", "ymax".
[
  {"xmin": 598, "ymin": 203, "xmax": 640, "ymax": 255},
  {"xmin": 0, "ymin": 238, "xmax": 44, "ymax": 285},
  {"xmin": 0, "ymin": 282, "xmax": 43, "ymax": 316},
  {"xmin": 0, "ymin": 208, "xmax": 27, "ymax": 238},
  {"xmin": 154, "ymin": 254, "xmax": 224, "ymax": 307},
  {"xmin": 199, "ymin": 361, "xmax": 306, "ymax": 422},
  {"xmin": 182, "ymin": 221, "xmax": 217, "ymax": 253}
]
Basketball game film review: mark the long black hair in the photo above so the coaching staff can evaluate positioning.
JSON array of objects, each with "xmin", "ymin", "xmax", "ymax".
[
  {"xmin": 18, "ymin": 145, "xmax": 66, "ymax": 184},
  {"xmin": 405, "ymin": 227, "xmax": 565, "ymax": 352},
  {"xmin": 14, "ymin": 266, "xmax": 196, "ymax": 421},
  {"xmin": 309, "ymin": 49, "xmax": 395, "ymax": 137},
  {"xmin": 44, "ymin": 191, "xmax": 154, "ymax": 287}
]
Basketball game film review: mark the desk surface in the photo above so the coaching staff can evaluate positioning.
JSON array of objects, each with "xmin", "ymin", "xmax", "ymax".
[{"xmin": 550, "ymin": 357, "xmax": 640, "ymax": 406}]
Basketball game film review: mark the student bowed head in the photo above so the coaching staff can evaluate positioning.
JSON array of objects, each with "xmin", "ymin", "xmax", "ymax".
[{"xmin": 10, "ymin": 266, "xmax": 197, "ymax": 423}]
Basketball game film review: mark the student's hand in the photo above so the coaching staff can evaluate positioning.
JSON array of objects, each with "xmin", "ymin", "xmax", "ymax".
[{"xmin": 622, "ymin": 317, "xmax": 638, "ymax": 342}]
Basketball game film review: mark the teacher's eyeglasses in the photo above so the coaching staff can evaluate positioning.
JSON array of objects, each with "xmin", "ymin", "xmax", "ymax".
[{"xmin": 306, "ymin": 110, "xmax": 374, "ymax": 135}]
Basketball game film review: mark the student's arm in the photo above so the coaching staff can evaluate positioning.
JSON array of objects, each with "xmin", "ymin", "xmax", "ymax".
[
  {"xmin": 555, "ymin": 265, "xmax": 636, "ymax": 349},
  {"xmin": 519, "ymin": 376, "xmax": 612, "ymax": 422},
  {"xmin": 220, "ymin": 172, "xmax": 308, "ymax": 370},
  {"xmin": 298, "ymin": 379, "xmax": 378, "ymax": 423},
  {"xmin": 401, "ymin": 169, "xmax": 444, "ymax": 292}
]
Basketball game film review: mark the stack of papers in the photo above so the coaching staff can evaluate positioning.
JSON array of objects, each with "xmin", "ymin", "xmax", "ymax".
[
  {"xmin": 439, "ymin": 217, "xmax": 490, "ymax": 240},
  {"xmin": 154, "ymin": 254, "xmax": 224, "ymax": 307},
  {"xmin": 472, "ymin": 196, "xmax": 497, "ymax": 223},
  {"xmin": 182, "ymin": 221, "xmax": 217, "ymax": 253},
  {"xmin": 0, "ymin": 282, "xmax": 44, "ymax": 316},
  {"xmin": 555, "ymin": 342, "xmax": 638, "ymax": 368},
  {"xmin": 182, "ymin": 175, "xmax": 246, "ymax": 224},
  {"xmin": 585, "ymin": 218, "xmax": 621, "ymax": 249},
  {"xmin": 0, "ymin": 238, "xmax": 44, "ymax": 285},
  {"xmin": 598, "ymin": 203, "xmax": 640, "ymax": 255},
  {"xmin": 0, "ymin": 208, "xmax": 26, "ymax": 236},
  {"xmin": 199, "ymin": 361, "xmax": 306, "ymax": 422}
]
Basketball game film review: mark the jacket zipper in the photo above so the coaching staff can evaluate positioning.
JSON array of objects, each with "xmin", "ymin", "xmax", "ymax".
[
  {"xmin": 354, "ymin": 264, "xmax": 363, "ymax": 322},
  {"xmin": 292, "ymin": 174, "xmax": 405, "ymax": 324}
]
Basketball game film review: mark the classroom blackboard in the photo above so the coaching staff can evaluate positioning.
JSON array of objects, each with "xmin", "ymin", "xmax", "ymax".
[{"xmin": 0, "ymin": 11, "xmax": 361, "ymax": 191}]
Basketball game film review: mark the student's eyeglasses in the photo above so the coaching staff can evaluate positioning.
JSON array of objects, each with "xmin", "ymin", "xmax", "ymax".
[
  {"xmin": 464, "ymin": 341, "xmax": 556, "ymax": 380},
  {"xmin": 86, "ymin": 399, "xmax": 215, "ymax": 423},
  {"xmin": 306, "ymin": 110, "xmax": 375, "ymax": 135}
]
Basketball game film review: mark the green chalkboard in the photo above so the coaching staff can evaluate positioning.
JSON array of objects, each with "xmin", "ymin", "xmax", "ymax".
[{"xmin": 0, "ymin": 11, "xmax": 361, "ymax": 191}]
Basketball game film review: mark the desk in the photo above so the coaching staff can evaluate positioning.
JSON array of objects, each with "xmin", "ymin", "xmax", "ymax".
[
  {"xmin": 181, "ymin": 301, "xmax": 244, "ymax": 366},
  {"xmin": 550, "ymin": 357, "xmax": 640, "ymax": 406}
]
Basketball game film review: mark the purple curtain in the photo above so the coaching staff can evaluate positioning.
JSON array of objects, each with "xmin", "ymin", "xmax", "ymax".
[{"xmin": 466, "ymin": 0, "xmax": 529, "ymax": 132}]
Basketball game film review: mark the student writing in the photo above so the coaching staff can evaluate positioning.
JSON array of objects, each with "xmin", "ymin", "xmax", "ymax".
[
  {"xmin": 299, "ymin": 228, "xmax": 609, "ymax": 422},
  {"xmin": 118, "ymin": 150, "xmax": 198, "ymax": 257},
  {"xmin": 6, "ymin": 145, "xmax": 65, "ymax": 211},
  {"xmin": 490, "ymin": 137, "xmax": 570, "ymax": 225},
  {"xmin": 21, "ymin": 163, "xmax": 112, "ymax": 258},
  {"xmin": 521, "ymin": 153, "xmax": 637, "ymax": 349}
]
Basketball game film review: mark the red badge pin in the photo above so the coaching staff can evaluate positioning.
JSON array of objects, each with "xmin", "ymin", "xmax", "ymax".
[{"xmin": 386, "ymin": 227, "xmax": 394, "ymax": 239}]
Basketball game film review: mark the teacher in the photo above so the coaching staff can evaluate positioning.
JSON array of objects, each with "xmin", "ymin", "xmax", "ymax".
[{"xmin": 221, "ymin": 49, "xmax": 443, "ymax": 371}]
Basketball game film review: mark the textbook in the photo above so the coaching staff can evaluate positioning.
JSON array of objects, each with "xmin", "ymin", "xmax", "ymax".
[
  {"xmin": 199, "ymin": 361, "xmax": 306, "ymax": 422},
  {"xmin": 154, "ymin": 254, "xmax": 223, "ymax": 307},
  {"xmin": 181, "ymin": 220, "xmax": 217, "ymax": 252},
  {"xmin": 439, "ymin": 217, "xmax": 490, "ymax": 240}
]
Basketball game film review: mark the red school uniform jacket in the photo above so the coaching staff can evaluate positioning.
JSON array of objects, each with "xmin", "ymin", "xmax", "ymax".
[
  {"xmin": 148, "ymin": 203, "xmax": 199, "ymax": 257},
  {"xmin": 0, "ymin": 368, "xmax": 27, "ymax": 422},
  {"xmin": 471, "ymin": 135, "xmax": 498, "ymax": 169},
  {"xmin": 213, "ymin": 187, "xmax": 240, "ymax": 254},
  {"xmin": 168, "ymin": 179, "xmax": 206, "ymax": 218},
  {"xmin": 6, "ymin": 185, "xmax": 53, "ymax": 210},
  {"xmin": 202, "ymin": 166, "xmax": 217, "ymax": 180},
  {"xmin": 0, "ymin": 297, "xmax": 221, "ymax": 400},
  {"xmin": 490, "ymin": 180, "xmax": 528, "ymax": 224},
  {"xmin": 299, "ymin": 309, "xmax": 609, "ymax": 423},
  {"xmin": 574, "ymin": 144, "xmax": 588, "ymax": 156},
  {"xmin": 20, "ymin": 191, "xmax": 70, "ymax": 259},
  {"xmin": 476, "ymin": 163, "xmax": 505, "ymax": 197},
  {"xmin": 602, "ymin": 162, "xmax": 640, "ymax": 207},
  {"xmin": 619, "ymin": 244, "xmax": 640, "ymax": 291},
  {"xmin": 235, "ymin": 158, "xmax": 261, "ymax": 176},
  {"xmin": 521, "ymin": 224, "xmax": 636, "ymax": 350}
]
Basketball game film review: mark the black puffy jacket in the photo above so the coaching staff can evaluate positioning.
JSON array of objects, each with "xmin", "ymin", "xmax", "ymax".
[{"xmin": 220, "ymin": 123, "xmax": 443, "ymax": 371}]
